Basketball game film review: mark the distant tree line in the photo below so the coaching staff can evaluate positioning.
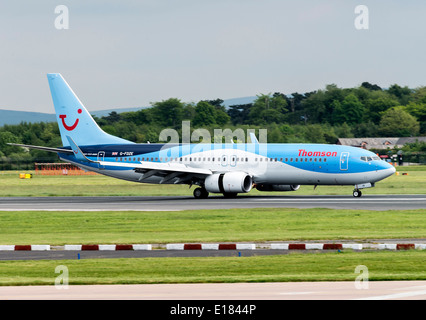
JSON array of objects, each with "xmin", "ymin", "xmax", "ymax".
[{"xmin": 1, "ymin": 82, "xmax": 425, "ymax": 169}]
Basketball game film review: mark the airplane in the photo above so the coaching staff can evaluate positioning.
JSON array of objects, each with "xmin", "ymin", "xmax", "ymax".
[{"xmin": 9, "ymin": 73, "xmax": 396, "ymax": 198}]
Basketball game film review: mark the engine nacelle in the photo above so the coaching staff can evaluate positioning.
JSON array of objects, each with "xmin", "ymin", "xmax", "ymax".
[
  {"xmin": 205, "ymin": 172, "xmax": 252, "ymax": 194},
  {"xmin": 255, "ymin": 184, "xmax": 300, "ymax": 192}
]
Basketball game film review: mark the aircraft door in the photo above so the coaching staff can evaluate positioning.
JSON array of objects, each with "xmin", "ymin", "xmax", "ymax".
[
  {"xmin": 97, "ymin": 151, "xmax": 105, "ymax": 169},
  {"xmin": 340, "ymin": 152, "xmax": 349, "ymax": 171}
]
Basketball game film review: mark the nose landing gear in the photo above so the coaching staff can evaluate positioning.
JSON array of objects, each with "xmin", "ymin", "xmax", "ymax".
[{"xmin": 353, "ymin": 182, "xmax": 374, "ymax": 197}]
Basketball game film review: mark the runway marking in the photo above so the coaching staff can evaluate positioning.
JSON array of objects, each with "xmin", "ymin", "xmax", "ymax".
[
  {"xmin": 251, "ymin": 198, "xmax": 426, "ymax": 201},
  {"xmin": 0, "ymin": 209, "xmax": 183, "ymax": 212},
  {"xmin": 278, "ymin": 291, "xmax": 316, "ymax": 295},
  {"xmin": 356, "ymin": 289, "xmax": 426, "ymax": 300}
]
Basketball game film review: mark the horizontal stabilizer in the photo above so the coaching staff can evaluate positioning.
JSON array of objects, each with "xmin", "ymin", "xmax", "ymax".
[{"xmin": 7, "ymin": 143, "xmax": 74, "ymax": 154}]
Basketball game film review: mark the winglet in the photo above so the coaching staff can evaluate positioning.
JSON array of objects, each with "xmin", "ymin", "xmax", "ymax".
[{"xmin": 66, "ymin": 136, "xmax": 97, "ymax": 163}]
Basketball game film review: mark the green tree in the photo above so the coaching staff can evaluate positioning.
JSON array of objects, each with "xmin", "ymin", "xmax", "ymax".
[
  {"xmin": 248, "ymin": 93, "xmax": 288, "ymax": 125},
  {"xmin": 387, "ymin": 84, "xmax": 413, "ymax": 105},
  {"xmin": 404, "ymin": 102, "xmax": 426, "ymax": 134},
  {"xmin": 364, "ymin": 94, "xmax": 399, "ymax": 124},
  {"xmin": 151, "ymin": 98, "xmax": 184, "ymax": 128},
  {"xmin": 193, "ymin": 101, "xmax": 217, "ymax": 127},
  {"xmin": 300, "ymin": 90, "xmax": 326, "ymax": 124},
  {"xmin": 379, "ymin": 107, "xmax": 420, "ymax": 137},
  {"xmin": 341, "ymin": 93, "xmax": 365, "ymax": 124},
  {"xmin": 227, "ymin": 104, "xmax": 252, "ymax": 125},
  {"xmin": 0, "ymin": 131, "xmax": 21, "ymax": 155}
]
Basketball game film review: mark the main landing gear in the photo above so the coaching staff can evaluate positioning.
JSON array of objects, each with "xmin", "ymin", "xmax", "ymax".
[
  {"xmin": 193, "ymin": 187, "xmax": 209, "ymax": 199},
  {"xmin": 193, "ymin": 187, "xmax": 238, "ymax": 199}
]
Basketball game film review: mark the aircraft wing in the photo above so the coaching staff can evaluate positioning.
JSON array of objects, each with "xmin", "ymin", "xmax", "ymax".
[{"xmin": 100, "ymin": 160, "xmax": 212, "ymax": 184}]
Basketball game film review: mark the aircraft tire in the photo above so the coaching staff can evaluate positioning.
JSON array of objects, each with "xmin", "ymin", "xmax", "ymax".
[
  {"xmin": 193, "ymin": 187, "xmax": 209, "ymax": 199},
  {"xmin": 353, "ymin": 189, "xmax": 362, "ymax": 197}
]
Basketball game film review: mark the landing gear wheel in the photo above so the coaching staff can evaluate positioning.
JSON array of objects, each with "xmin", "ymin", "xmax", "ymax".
[
  {"xmin": 193, "ymin": 187, "xmax": 209, "ymax": 199},
  {"xmin": 353, "ymin": 189, "xmax": 362, "ymax": 197}
]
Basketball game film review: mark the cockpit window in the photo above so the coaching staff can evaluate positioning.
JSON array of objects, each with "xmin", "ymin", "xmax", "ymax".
[{"xmin": 361, "ymin": 156, "xmax": 381, "ymax": 162}]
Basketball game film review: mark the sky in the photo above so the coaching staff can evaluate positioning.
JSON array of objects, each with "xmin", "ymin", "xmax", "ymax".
[{"xmin": 0, "ymin": 0, "xmax": 425, "ymax": 113}]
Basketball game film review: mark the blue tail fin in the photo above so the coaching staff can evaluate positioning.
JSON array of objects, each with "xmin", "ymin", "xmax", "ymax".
[{"xmin": 47, "ymin": 73, "xmax": 133, "ymax": 147}]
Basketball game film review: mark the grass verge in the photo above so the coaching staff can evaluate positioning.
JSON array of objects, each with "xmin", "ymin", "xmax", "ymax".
[
  {"xmin": 0, "ymin": 208, "xmax": 425, "ymax": 245},
  {"xmin": 0, "ymin": 166, "xmax": 425, "ymax": 197},
  {"xmin": 0, "ymin": 251, "xmax": 425, "ymax": 286}
]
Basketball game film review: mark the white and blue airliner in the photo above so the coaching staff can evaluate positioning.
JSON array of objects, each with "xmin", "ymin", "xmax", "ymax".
[{"xmin": 11, "ymin": 74, "xmax": 396, "ymax": 198}]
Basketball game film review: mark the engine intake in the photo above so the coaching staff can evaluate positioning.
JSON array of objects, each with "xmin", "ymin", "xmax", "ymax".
[
  {"xmin": 205, "ymin": 172, "xmax": 252, "ymax": 194},
  {"xmin": 255, "ymin": 184, "xmax": 300, "ymax": 192}
]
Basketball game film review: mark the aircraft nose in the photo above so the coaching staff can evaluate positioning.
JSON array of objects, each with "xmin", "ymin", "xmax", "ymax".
[
  {"xmin": 381, "ymin": 162, "xmax": 396, "ymax": 178},
  {"xmin": 386, "ymin": 161, "xmax": 396, "ymax": 172}
]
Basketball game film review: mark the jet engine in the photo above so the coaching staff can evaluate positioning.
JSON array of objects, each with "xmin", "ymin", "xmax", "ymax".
[
  {"xmin": 255, "ymin": 184, "xmax": 300, "ymax": 192},
  {"xmin": 204, "ymin": 172, "xmax": 252, "ymax": 194}
]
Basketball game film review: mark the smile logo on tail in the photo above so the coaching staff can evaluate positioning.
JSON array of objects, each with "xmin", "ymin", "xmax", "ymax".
[{"xmin": 59, "ymin": 109, "xmax": 82, "ymax": 131}]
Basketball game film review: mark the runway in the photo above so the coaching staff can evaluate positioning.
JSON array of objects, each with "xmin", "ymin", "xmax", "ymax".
[
  {"xmin": 1, "ymin": 281, "xmax": 426, "ymax": 300},
  {"xmin": 0, "ymin": 194, "xmax": 425, "ymax": 211},
  {"xmin": 1, "ymin": 195, "xmax": 424, "ymax": 301}
]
